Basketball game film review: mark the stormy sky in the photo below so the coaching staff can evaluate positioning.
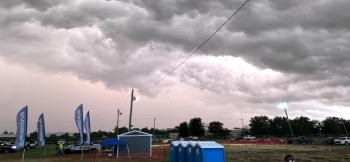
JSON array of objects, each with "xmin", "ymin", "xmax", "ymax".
[{"xmin": 1, "ymin": 0, "xmax": 350, "ymax": 134}]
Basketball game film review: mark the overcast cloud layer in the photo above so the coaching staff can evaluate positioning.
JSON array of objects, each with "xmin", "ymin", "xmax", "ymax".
[{"xmin": 1, "ymin": 0, "xmax": 350, "ymax": 132}]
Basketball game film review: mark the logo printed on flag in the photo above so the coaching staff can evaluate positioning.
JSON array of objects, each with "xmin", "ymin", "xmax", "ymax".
[
  {"xmin": 14, "ymin": 106, "xmax": 28, "ymax": 150},
  {"xmin": 75, "ymin": 104, "xmax": 84, "ymax": 146},
  {"xmin": 84, "ymin": 111, "xmax": 91, "ymax": 145},
  {"xmin": 37, "ymin": 113, "xmax": 45, "ymax": 148}
]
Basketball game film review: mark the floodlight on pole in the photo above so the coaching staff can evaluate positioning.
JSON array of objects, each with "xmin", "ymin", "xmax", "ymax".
[
  {"xmin": 241, "ymin": 119, "xmax": 245, "ymax": 137},
  {"xmin": 117, "ymin": 109, "xmax": 123, "ymax": 136},
  {"xmin": 278, "ymin": 100, "xmax": 295, "ymax": 144},
  {"xmin": 154, "ymin": 118, "xmax": 156, "ymax": 136}
]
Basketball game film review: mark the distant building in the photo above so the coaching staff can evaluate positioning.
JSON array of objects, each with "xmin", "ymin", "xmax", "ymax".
[
  {"xmin": 229, "ymin": 129, "xmax": 243, "ymax": 137},
  {"xmin": 0, "ymin": 134, "xmax": 16, "ymax": 138},
  {"xmin": 169, "ymin": 133, "xmax": 179, "ymax": 139}
]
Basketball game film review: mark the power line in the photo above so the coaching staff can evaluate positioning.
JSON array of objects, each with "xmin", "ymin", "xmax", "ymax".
[
  {"xmin": 139, "ymin": 0, "xmax": 250, "ymax": 92},
  {"xmin": 92, "ymin": 91, "xmax": 130, "ymax": 117}
]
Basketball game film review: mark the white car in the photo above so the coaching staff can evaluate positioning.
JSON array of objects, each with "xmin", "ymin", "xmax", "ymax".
[
  {"xmin": 162, "ymin": 139, "xmax": 175, "ymax": 144},
  {"xmin": 244, "ymin": 135, "xmax": 256, "ymax": 140},
  {"xmin": 64, "ymin": 144, "xmax": 101, "ymax": 154},
  {"xmin": 334, "ymin": 137, "xmax": 350, "ymax": 145}
]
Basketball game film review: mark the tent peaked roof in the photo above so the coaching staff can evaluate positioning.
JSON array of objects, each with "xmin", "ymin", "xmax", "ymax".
[
  {"xmin": 195, "ymin": 141, "xmax": 224, "ymax": 149},
  {"xmin": 119, "ymin": 130, "xmax": 152, "ymax": 136},
  {"xmin": 100, "ymin": 138, "xmax": 127, "ymax": 146}
]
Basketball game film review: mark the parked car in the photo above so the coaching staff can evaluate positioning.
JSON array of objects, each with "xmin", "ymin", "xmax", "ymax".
[
  {"xmin": 297, "ymin": 136, "xmax": 314, "ymax": 144},
  {"xmin": 244, "ymin": 135, "xmax": 256, "ymax": 140},
  {"xmin": 64, "ymin": 143, "xmax": 101, "ymax": 154},
  {"xmin": 57, "ymin": 139, "xmax": 66, "ymax": 145},
  {"xmin": 26, "ymin": 141, "xmax": 37, "ymax": 149},
  {"xmin": 334, "ymin": 137, "xmax": 350, "ymax": 145},
  {"xmin": 162, "ymin": 139, "xmax": 175, "ymax": 144},
  {"xmin": 322, "ymin": 137, "xmax": 335, "ymax": 144},
  {"xmin": 230, "ymin": 137, "xmax": 243, "ymax": 142},
  {"xmin": 0, "ymin": 141, "xmax": 16, "ymax": 153}
]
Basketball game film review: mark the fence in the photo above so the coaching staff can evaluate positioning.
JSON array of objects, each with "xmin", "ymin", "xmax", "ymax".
[{"xmin": 230, "ymin": 138, "xmax": 287, "ymax": 145}]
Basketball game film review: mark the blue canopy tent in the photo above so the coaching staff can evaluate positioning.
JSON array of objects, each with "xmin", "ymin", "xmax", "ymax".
[{"xmin": 98, "ymin": 138, "xmax": 130, "ymax": 161}]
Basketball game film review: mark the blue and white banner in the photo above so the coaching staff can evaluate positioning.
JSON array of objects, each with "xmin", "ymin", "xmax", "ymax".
[
  {"xmin": 37, "ymin": 113, "xmax": 45, "ymax": 148},
  {"xmin": 75, "ymin": 104, "xmax": 84, "ymax": 146},
  {"xmin": 84, "ymin": 111, "xmax": 91, "ymax": 146},
  {"xmin": 14, "ymin": 106, "xmax": 28, "ymax": 150}
]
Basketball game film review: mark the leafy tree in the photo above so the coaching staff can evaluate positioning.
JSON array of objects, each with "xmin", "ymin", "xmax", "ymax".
[
  {"xmin": 269, "ymin": 116, "xmax": 289, "ymax": 136},
  {"xmin": 208, "ymin": 121, "xmax": 224, "ymax": 136},
  {"xmin": 218, "ymin": 128, "xmax": 231, "ymax": 136},
  {"xmin": 50, "ymin": 134, "xmax": 57, "ymax": 138},
  {"xmin": 188, "ymin": 118, "xmax": 205, "ymax": 136},
  {"xmin": 113, "ymin": 126, "xmax": 128, "ymax": 135},
  {"xmin": 3, "ymin": 130, "xmax": 8, "ymax": 134},
  {"xmin": 322, "ymin": 117, "xmax": 344, "ymax": 135},
  {"xmin": 311, "ymin": 120, "xmax": 322, "ymax": 134},
  {"xmin": 73, "ymin": 133, "xmax": 79, "ymax": 137},
  {"xmin": 61, "ymin": 132, "xmax": 70, "ymax": 138},
  {"xmin": 141, "ymin": 127, "xmax": 150, "ymax": 133},
  {"xmin": 249, "ymin": 116, "xmax": 270, "ymax": 135},
  {"xmin": 29, "ymin": 131, "xmax": 38, "ymax": 138},
  {"xmin": 178, "ymin": 122, "xmax": 189, "ymax": 137},
  {"xmin": 292, "ymin": 116, "xmax": 314, "ymax": 136}
]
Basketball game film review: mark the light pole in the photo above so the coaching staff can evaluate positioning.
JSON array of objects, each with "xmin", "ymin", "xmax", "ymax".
[
  {"xmin": 116, "ymin": 109, "xmax": 122, "ymax": 136},
  {"xmin": 128, "ymin": 89, "xmax": 139, "ymax": 131},
  {"xmin": 342, "ymin": 121, "xmax": 348, "ymax": 136},
  {"xmin": 278, "ymin": 100, "xmax": 295, "ymax": 144},
  {"xmin": 241, "ymin": 119, "xmax": 245, "ymax": 137},
  {"xmin": 154, "ymin": 118, "xmax": 156, "ymax": 136}
]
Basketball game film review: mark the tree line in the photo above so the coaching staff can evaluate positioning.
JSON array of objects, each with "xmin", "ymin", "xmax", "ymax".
[
  {"xmin": 176, "ymin": 117, "xmax": 231, "ymax": 137},
  {"xmin": 249, "ymin": 116, "xmax": 350, "ymax": 136},
  {"xmin": 23, "ymin": 117, "xmax": 230, "ymax": 140},
  {"xmin": 5, "ymin": 115, "xmax": 348, "ymax": 141}
]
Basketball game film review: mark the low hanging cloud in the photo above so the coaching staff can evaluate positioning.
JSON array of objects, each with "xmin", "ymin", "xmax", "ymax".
[{"xmin": 0, "ymin": 0, "xmax": 350, "ymax": 107}]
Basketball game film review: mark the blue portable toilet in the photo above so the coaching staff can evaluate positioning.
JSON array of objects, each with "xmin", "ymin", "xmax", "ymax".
[
  {"xmin": 170, "ymin": 141, "xmax": 180, "ymax": 162},
  {"xmin": 178, "ymin": 141, "xmax": 190, "ymax": 162},
  {"xmin": 186, "ymin": 141, "xmax": 198, "ymax": 162},
  {"xmin": 194, "ymin": 141, "xmax": 225, "ymax": 162}
]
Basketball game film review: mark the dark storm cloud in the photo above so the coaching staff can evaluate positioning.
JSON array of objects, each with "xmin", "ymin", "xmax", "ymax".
[{"xmin": 0, "ymin": 0, "xmax": 350, "ymax": 103}]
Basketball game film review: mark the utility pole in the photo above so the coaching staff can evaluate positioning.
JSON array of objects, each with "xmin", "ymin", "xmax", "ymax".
[
  {"xmin": 128, "ymin": 89, "xmax": 134, "ymax": 131},
  {"xmin": 154, "ymin": 118, "xmax": 156, "ymax": 136},
  {"xmin": 241, "ymin": 119, "xmax": 245, "ymax": 137},
  {"xmin": 116, "ymin": 109, "xmax": 122, "ymax": 136}
]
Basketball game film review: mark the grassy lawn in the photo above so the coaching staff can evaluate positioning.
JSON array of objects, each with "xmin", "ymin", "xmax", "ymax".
[
  {"xmin": 224, "ymin": 144, "xmax": 350, "ymax": 162},
  {"xmin": 1, "ymin": 143, "xmax": 349, "ymax": 162}
]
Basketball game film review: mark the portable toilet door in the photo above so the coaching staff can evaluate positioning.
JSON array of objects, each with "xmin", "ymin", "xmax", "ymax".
[
  {"xmin": 170, "ymin": 141, "xmax": 180, "ymax": 162},
  {"xmin": 186, "ymin": 141, "xmax": 197, "ymax": 162},
  {"xmin": 178, "ymin": 141, "xmax": 190, "ymax": 162},
  {"xmin": 194, "ymin": 141, "xmax": 225, "ymax": 162}
]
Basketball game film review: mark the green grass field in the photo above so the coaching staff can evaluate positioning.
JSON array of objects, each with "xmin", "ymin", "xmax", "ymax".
[{"xmin": 1, "ymin": 142, "xmax": 349, "ymax": 162}]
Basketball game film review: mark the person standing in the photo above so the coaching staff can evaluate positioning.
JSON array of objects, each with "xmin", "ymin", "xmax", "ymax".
[{"xmin": 57, "ymin": 143, "xmax": 64, "ymax": 155}]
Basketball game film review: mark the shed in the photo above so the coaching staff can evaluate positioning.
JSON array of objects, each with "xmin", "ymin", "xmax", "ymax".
[
  {"xmin": 194, "ymin": 142, "xmax": 225, "ymax": 162},
  {"xmin": 117, "ymin": 130, "xmax": 152, "ymax": 158},
  {"xmin": 186, "ymin": 141, "xmax": 198, "ymax": 162},
  {"xmin": 170, "ymin": 141, "xmax": 180, "ymax": 162},
  {"xmin": 178, "ymin": 141, "xmax": 190, "ymax": 162}
]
